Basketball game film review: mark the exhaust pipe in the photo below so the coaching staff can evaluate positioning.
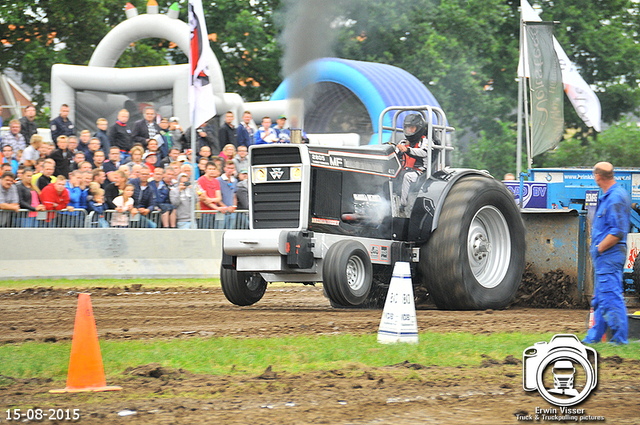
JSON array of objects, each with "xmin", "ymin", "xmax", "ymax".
[{"xmin": 290, "ymin": 129, "xmax": 303, "ymax": 144}]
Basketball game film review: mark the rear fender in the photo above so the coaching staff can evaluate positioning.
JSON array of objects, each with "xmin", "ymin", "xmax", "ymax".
[{"xmin": 407, "ymin": 169, "xmax": 491, "ymax": 243}]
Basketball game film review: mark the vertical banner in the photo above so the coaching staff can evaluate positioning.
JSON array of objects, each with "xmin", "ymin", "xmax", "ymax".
[
  {"xmin": 526, "ymin": 22, "xmax": 564, "ymax": 158},
  {"xmin": 188, "ymin": 0, "xmax": 217, "ymax": 129},
  {"xmin": 519, "ymin": 0, "xmax": 601, "ymax": 132}
]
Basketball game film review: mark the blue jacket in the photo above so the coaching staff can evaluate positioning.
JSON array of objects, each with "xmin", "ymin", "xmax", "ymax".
[
  {"xmin": 50, "ymin": 116, "xmax": 75, "ymax": 146},
  {"xmin": 236, "ymin": 123, "xmax": 254, "ymax": 147},
  {"xmin": 130, "ymin": 178, "xmax": 156, "ymax": 210},
  {"xmin": 591, "ymin": 182, "xmax": 630, "ymax": 273},
  {"xmin": 94, "ymin": 129, "xmax": 111, "ymax": 153},
  {"xmin": 88, "ymin": 200, "xmax": 107, "ymax": 214},
  {"xmin": 66, "ymin": 182, "xmax": 88, "ymax": 210},
  {"xmin": 153, "ymin": 180, "xmax": 172, "ymax": 205}
]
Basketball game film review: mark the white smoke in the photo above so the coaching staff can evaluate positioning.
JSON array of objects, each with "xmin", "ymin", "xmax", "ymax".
[{"xmin": 278, "ymin": 0, "xmax": 342, "ymax": 127}]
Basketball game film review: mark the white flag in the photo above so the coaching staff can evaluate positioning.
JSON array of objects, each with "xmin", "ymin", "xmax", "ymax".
[
  {"xmin": 518, "ymin": 0, "xmax": 601, "ymax": 131},
  {"xmin": 189, "ymin": 0, "xmax": 217, "ymax": 129}
]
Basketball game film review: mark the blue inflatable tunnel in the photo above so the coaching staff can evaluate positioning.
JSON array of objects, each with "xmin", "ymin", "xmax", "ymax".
[{"xmin": 271, "ymin": 58, "xmax": 441, "ymax": 145}]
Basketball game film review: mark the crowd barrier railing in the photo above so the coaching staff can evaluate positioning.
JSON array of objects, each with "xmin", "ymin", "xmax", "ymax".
[
  {"xmin": 0, "ymin": 209, "xmax": 249, "ymax": 229},
  {"xmin": 194, "ymin": 210, "xmax": 249, "ymax": 230},
  {"xmin": 0, "ymin": 208, "xmax": 88, "ymax": 228}
]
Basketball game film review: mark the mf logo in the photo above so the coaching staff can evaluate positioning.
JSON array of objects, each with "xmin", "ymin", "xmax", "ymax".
[
  {"xmin": 523, "ymin": 334, "xmax": 597, "ymax": 406},
  {"xmin": 269, "ymin": 168, "xmax": 284, "ymax": 180}
]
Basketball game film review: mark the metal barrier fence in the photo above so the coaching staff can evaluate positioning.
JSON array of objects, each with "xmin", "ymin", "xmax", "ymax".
[
  {"xmin": 195, "ymin": 210, "xmax": 249, "ymax": 230},
  {"xmin": 0, "ymin": 209, "xmax": 249, "ymax": 229},
  {"xmin": 0, "ymin": 209, "xmax": 89, "ymax": 228}
]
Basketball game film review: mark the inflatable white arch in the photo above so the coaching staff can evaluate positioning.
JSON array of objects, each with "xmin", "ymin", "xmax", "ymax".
[{"xmin": 50, "ymin": 5, "xmax": 242, "ymax": 130}]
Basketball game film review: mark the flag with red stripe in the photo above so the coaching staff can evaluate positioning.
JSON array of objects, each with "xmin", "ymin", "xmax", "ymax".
[{"xmin": 189, "ymin": 0, "xmax": 217, "ymax": 129}]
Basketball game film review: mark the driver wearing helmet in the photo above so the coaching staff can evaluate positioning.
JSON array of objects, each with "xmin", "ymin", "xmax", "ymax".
[{"xmin": 396, "ymin": 113, "xmax": 438, "ymax": 211}]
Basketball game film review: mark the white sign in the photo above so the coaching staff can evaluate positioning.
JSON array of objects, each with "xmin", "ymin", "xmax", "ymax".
[{"xmin": 377, "ymin": 262, "xmax": 418, "ymax": 344}]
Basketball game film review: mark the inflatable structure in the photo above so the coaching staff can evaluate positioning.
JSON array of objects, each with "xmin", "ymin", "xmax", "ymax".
[{"xmin": 51, "ymin": 1, "xmax": 441, "ymax": 145}]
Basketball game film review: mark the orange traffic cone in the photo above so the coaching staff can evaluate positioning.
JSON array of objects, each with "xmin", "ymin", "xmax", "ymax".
[
  {"xmin": 50, "ymin": 293, "xmax": 122, "ymax": 393},
  {"xmin": 587, "ymin": 307, "xmax": 607, "ymax": 343}
]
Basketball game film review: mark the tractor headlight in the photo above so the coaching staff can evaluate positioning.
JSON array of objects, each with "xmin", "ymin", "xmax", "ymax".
[
  {"xmin": 253, "ymin": 167, "xmax": 267, "ymax": 183},
  {"xmin": 291, "ymin": 166, "xmax": 302, "ymax": 181}
]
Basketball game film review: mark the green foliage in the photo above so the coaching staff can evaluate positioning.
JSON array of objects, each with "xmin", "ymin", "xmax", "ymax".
[
  {"xmin": 333, "ymin": 0, "xmax": 522, "ymax": 173},
  {"xmin": 462, "ymin": 120, "xmax": 520, "ymax": 178},
  {"xmin": 0, "ymin": 0, "xmax": 164, "ymax": 119},
  {"xmin": 169, "ymin": 0, "xmax": 283, "ymax": 101},
  {"xmin": 332, "ymin": 0, "xmax": 640, "ymax": 174},
  {"xmin": 539, "ymin": 119, "xmax": 640, "ymax": 168},
  {"xmin": 539, "ymin": 0, "xmax": 640, "ymax": 124},
  {"xmin": 116, "ymin": 41, "xmax": 170, "ymax": 68}
]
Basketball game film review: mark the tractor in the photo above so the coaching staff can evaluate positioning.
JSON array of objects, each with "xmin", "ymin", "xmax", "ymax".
[{"xmin": 221, "ymin": 106, "xmax": 526, "ymax": 310}]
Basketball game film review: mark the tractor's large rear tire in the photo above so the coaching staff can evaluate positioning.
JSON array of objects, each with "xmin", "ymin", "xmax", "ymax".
[
  {"xmin": 323, "ymin": 240, "xmax": 373, "ymax": 307},
  {"xmin": 220, "ymin": 266, "xmax": 267, "ymax": 306},
  {"xmin": 419, "ymin": 176, "xmax": 525, "ymax": 310}
]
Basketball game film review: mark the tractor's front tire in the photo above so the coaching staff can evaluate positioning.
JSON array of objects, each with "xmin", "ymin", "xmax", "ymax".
[
  {"xmin": 323, "ymin": 240, "xmax": 373, "ymax": 307},
  {"xmin": 220, "ymin": 266, "xmax": 267, "ymax": 306},
  {"xmin": 419, "ymin": 176, "xmax": 525, "ymax": 310}
]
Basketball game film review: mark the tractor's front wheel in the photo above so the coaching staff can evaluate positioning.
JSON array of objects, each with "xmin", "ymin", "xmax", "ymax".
[
  {"xmin": 419, "ymin": 176, "xmax": 525, "ymax": 310},
  {"xmin": 323, "ymin": 240, "xmax": 373, "ymax": 307},
  {"xmin": 220, "ymin": 266, "xmax": 267, "ymax": 306}
]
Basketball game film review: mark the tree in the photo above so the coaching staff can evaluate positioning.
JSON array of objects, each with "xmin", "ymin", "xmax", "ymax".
[
  {"xmin": 0, "ymin": 0, "xmax": 171, "ymax": 118},
  {"xmin": 170, "ymin": 0, "xmax": 283, "ymax": 102},
  {"xmin": 333, "ymin": 0, "xmax": 520, "ymax": 173},
  {"xmin": 332, "ymin": 0, "xmax": 640, "ymax": 176},
  {"xmin": 539, "ymin": 119, "xmax": 640, "ymax": 168}
]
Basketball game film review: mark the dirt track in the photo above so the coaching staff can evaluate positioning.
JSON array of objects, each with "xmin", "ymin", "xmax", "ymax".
[{"xmin": 1, "ymin": 285, "xmax": 638, "ymax": 424}]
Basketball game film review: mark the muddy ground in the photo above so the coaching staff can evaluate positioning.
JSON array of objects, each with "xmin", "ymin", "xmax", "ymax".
[{"xmin": 1, "ymin": 285, "xmax": 638, "ymax": 424}]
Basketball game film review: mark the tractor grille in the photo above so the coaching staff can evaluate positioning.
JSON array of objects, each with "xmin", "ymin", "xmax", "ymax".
[
  {"xmin": 251, "ymin": 146, "xmax": 302, "ymax": 229},
  {"xmin": 252, "ymin": 182, "xmax": 301, "ymax": 229},
  {"xmin": 251, "ymin": 146, "xmax": 302, "ymax": 165}
]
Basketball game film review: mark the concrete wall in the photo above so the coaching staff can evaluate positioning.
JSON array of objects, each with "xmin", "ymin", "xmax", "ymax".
[{"xmin": 0, "ymin": 229, "xmax": 224, "ymax": 280}]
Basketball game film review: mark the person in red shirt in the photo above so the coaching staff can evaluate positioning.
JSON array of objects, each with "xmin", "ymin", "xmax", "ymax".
[
  {"xmin": 196, "ymin": 162, "xmax": 222, "ymax": 229},
  {"xmin": 39, "ymin": 176, "xmax": 73, "ymax": 226}
]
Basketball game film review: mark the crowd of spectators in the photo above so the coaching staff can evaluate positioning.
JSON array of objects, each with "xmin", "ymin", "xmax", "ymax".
[{"xmin": 0, "ymin": 104, "xmax": 285, "ymax": 229}]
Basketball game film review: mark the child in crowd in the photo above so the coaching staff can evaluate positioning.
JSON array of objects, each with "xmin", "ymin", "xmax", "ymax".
[
  {"xmin": 86, "ymin": 181, "xmax": 101, "ymax": 204},
  {"xmin": 88, "ymin": 188, "xmax": 109, "ymax": 228},
  {"xmin": 111, "ymin": 183, "xmax": 137, "ymax": 227}
]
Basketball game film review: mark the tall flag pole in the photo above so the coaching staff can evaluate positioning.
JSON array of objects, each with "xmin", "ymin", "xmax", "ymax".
[{"xmin": 188, "ymin": 0, "xmax": 217, "ymax": 228}]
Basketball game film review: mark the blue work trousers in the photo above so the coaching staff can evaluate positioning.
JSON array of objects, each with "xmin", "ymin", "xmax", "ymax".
[{"xmin": 584, "ymin": 249, "xmax": 629, "ymax": 344}]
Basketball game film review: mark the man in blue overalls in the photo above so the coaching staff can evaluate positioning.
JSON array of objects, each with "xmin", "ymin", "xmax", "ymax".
[{"xmin": 583, "ymin": 162, "xmax": 629, "ymax": 344}]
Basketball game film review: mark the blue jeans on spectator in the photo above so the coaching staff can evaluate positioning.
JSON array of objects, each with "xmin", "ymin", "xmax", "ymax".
[
  {"xmin": 177, "ymin": 221, "xmax": 196, "ymax": 229},
  {"xmin": 19, "ymin": 217, "xmax": 39, "ymax": 228},
  {"xmin": 223, "ymin": 212, "xmax": 237, "ymax": 229},
  {"xmin": 213, "ymin": 212, "xmax": 227, "ymax": 229},
  {"xmin": 134, "ymin": 214, "xmax": 157, "ymax": 228},
  {"xmin": 198, "ymin": 211, "xmax": 216, "ymax": 229}
]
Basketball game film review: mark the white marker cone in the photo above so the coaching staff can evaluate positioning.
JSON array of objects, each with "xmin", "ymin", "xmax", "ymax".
[{"xmin": 377, "ymin": 262, "xmax": 419, "ymax": 344}]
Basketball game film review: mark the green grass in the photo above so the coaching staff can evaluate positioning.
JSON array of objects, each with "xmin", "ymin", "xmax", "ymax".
[
  {"xmin": 0, "ymin": 278, "xmax": 220, "ymax": 290},
  {"xmin": 1, "ymin": 332, "xmax": 638, "ymax": 383}
]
